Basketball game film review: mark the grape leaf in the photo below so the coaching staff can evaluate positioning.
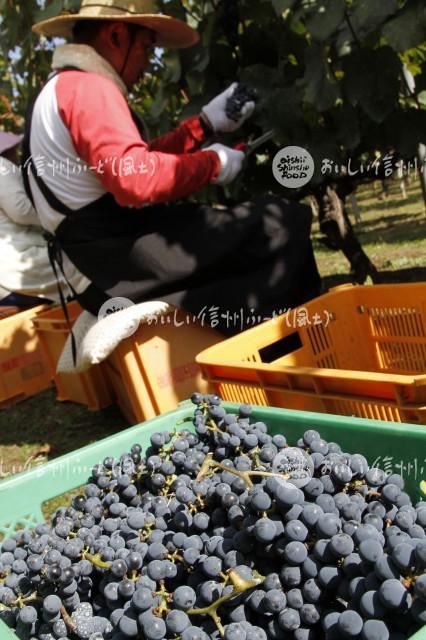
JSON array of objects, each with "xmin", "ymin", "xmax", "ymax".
[
  {"xmin": 418, "ymin": 90, "xmax": 426, "ymax": 107},
  {"xmin": 241, "ymin": 0, "xmax": 277, "ymax": 22},
  {"xmin": 334, "ymin": 22, "xmax": 356, "ymax": 58},
  {"xmin": 342, "ymin": 47, "xmax": 401, "ymax": 122},
  {"xmin": 383, "ymin": 1, "xmax": 426, "ymax": 52},
  {"xmin": 350, "ymin": 0, "xmax": 399, "ymax": 38},
  {"xmin": 258, "ymin": 86, "xmax": 304, "ymax": 139},
  {"xmin": 342, "ymin": 49, "xmax": 371, "ymax": 106},
  {"xmin": 303, "ymin": 44, "xmax": 340, "ymax": 112},
  {"xmin": 63, "ymin": 0, "xmax": 81, "ymax": 11},
  {"xmin": 162, "ymin": 50, "xmax": 181, "ymax": 84},
  {"xmin": 304, "ymin": 0, "xmax": 345, "ymax": 42},
  {"xmin": 185, "ymin": 71, "xmax": 205, "ymax": 96},
  {"xmin": 158, "ymin": 0, "xmax": 186, "ymax": 20},
  {"xmin": 209, "ymin": 44, "xmax": 238, "ymax": 77},
  {"xmin": 180, "ymin": 41, "xmax": 210, "ymax": 74},
  {"xmin": 271, "ymin": 0, "xmax": 297, "ymax": 15},
  {"xmin": 332, "ymin": 104, "xmax": 361, "ymax": 151},
  {"xmin": 386, "ymin": 109, "xmax": 426, "ymax": 157},
  {"xmin": 240, "ymin": 64, "xmax": 280, "ymax": 95},
  {"xmin": 241, "ymin": 22, "xmax": 279, "ymax": 67},
  {"xmin": 148, "ymin": 85, "xmax": 169, "ymax": 120},
  {"xmin": 34, "ymin": 0, "xmax": 64, "ymax": 24}
]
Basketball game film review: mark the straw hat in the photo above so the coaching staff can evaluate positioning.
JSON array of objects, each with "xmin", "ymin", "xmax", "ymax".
[
  {"xmin": 32, "ymin": 0, "xmax": 199, "ymax": 48},
  {"xmin": 0, "ymin": 132, "xmax": 23, "ymax": 155}
]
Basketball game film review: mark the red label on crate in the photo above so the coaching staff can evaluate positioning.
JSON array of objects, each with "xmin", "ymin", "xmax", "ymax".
[{"xmin": 157, "ymin": 362, "xmax": 200, "ymax": 389}]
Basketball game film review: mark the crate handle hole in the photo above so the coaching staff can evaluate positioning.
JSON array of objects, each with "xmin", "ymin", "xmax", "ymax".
[{"xmin": 258, "ymin": 332, "xmax": 303, "ymax": 364}]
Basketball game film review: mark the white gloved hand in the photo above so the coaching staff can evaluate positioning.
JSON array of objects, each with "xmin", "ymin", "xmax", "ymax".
[
  {"xmin": 202, "ymin": 143, "xmax": 245, "ymax": 186},
  {"xmin": 201, "ymin": 83, "xmax": 255, "ymax": 133}
]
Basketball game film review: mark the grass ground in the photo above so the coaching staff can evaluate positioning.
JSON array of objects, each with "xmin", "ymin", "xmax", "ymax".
[
  {"xmin": 0, "ymin": 177, "xmax": 424, "ymax": 516},
  {"xmin": 312, "ymin": 178, "xmax": 426, "ymax": 287}
]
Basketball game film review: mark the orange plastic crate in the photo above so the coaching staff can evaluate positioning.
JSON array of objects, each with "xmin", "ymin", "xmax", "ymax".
[
  {"xmin": 33, "ymin": 301, "xmax": 223, "ymax": 423},
  {"xmin": 0, "ymin": 305, "xmax": 53, "ymax": 406},
  {"xmin": 32, "ymin": 302, "xmax": 114, "ymax": 411},
  {"xmin": 196, "ymin": 283, "xmax": 426, "ymax": 424},
  {"xmin": 104, "ymin": 309, "xmax": 223, "ymax": 425}
]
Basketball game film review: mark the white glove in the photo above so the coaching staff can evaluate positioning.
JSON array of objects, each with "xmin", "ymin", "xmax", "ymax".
[
  {"xmin": 202, "ymin": 83, "xmax": 255, "ymax": 133},
  {"xmin": 202, "ymin": 143, "xmax": 245, "ymax": 186}
]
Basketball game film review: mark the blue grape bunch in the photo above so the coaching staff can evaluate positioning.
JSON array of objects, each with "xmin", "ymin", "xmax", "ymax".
[
  {"xmin": 225, "ymin": 84, "xmax": 258, "ymax": 123},
  {"xmin": 0, "ymin": 392, "xmax": 425, "ymax": 640}
]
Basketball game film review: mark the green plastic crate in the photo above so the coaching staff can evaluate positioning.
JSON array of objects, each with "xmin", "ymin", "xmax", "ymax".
[{"xmin": 1, "ymin": 403, "xmax": 426, "ymax": 640}]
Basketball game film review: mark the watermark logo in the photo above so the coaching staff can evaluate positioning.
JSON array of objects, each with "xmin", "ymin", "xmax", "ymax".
[
  {"xmin": 272, "ymin": 447, "xmax": 314, "ymax": 488},
  {"xmin": 272, "ymin": 146, "xmax": 315, "ymax": 189},
  {"xmin": 98, "ymin": 297, "xmax": 139, "ymax": 339}
]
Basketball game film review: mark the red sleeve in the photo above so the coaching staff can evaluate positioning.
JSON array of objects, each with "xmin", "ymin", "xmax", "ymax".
[
  {"xmin": 55, "ymin": 72, "xmax": 221, "ymax": 207},
  {"xmin": 149, "ymin": 115, "xmax": 207, "ymax": 153}
]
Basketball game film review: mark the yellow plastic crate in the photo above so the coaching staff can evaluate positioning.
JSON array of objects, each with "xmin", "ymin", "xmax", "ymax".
[
  {"xmin": 104, "ymin": 308, "xmax": 223, "ymax": 424},
  {"xmin": 34, "ymin": 302, "xmax": 223, "ymax": 423},
  {"xmin": 196, "ymin": 283, "xmax": 426, "ymax": 423},
  {"xmin": 32, "ymin": 302, "xmax": 115, "ymax": 411},
  {"xmin": 0, "ymin": 305, "xmax": 52, "ymax": 406}
]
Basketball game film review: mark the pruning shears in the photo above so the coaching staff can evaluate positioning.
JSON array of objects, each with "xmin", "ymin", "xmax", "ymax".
[{"xmin": 234, "ymin": 129, "xmax": 275, "ymax": 155}]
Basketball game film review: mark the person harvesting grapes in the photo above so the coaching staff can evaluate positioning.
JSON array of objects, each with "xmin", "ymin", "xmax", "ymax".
[{"xmin": 24, "ymin": 0, "xmax": 321, "ymax": 334}]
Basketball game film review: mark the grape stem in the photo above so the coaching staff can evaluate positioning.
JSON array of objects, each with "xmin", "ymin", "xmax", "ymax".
[
  {"xmin": 188, "ymin": 495, "xmax": 205, "ymax": 514},
  {"xmin": 0, "ymin": 569, "xmax": 9, "ymax": 585},
  {"xmin": 159, "ymin": 424, "xmax": 184, "ymax": 457},
  {"xmin": 167, "ymin": 550, "xmax": 184, "ymax": 563},
  {"xmin": 141, "ymin": 523, "xmax": 156, "ymax": 541},
  {"xmin": 160, "ymin": 474, "xmax": 178, "ymax": 497},
  {"xmin": 187, "ymin": 569, "xmax": 264, "ymax": 637},
  {"xmin": 196, "ymin": 453, "xmax": 290, "ymax": 489},
  {"xmin": 12, "ymin": 591, "xmax": 40, "ymax": 608},
  {"xmin": 81, "ymin": 550, "xmax": 112, "ymax": 570},
  {"xmin": 153, "ymin": 580, "xmax": 172, "ymax": 617},
  {"xmin": 343, "ymin": 479, "xmax": 366, "ymax": 494},
  {"xmin": 365, "ymin": 490, "xmax": 381, "ymax": 499},
  {"xmin": 60, "ymin": 605, "xmax": 77, "ymax": 633},
  {"xmin": 206, "ymin": 419, "xmax": 227, "ymax": 436}
]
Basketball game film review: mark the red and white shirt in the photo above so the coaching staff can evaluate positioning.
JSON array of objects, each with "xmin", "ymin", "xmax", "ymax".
[{"xmin": 28, "ymin": 44, "xmax": 221, "ymax": 294}]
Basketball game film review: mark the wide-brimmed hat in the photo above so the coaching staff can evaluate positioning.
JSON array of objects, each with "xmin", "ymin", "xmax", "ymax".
[
  {"xmin": 0, "ymin": 132, "xmax": 23, "ymax": 155},
  {"xmin": 32, "ymin": 0, "xmax": 199, "ymax": 49}
]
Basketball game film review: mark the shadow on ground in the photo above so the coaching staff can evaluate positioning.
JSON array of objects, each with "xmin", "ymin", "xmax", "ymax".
[{"xmin": 322, "ymin": 267, "xmax": 426, "ymax": 290}]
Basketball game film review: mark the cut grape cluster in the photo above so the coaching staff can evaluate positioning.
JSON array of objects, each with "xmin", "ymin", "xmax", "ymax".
[
  {"xmin": 0, "ymin": 393, "xmax": 425, "ymax": 640},
  {"xmin": 225, "ymin": 84, "xmax": 257, "ymax": 122}
]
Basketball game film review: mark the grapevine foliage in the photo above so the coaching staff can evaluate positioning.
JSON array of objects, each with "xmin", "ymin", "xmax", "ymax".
[{"xmin": 0, "ymin": 0, "xmax": 425, "ymax": 203}]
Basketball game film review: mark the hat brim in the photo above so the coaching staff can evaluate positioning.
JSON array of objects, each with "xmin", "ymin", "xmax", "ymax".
[{"xmin": 32, "ymin": 14, "xmax": 199, "ymax": 49}]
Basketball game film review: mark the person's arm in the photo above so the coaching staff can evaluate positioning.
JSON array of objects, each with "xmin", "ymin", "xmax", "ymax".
[
  {"xmin": 149, "ymin": 115, "xmax": 212, "ymax": 154},
  {"xmin": 56, "ymin": 72, "xmax": 221, "ymax": 208},
  {"xmin": 0, "ymin": 159, "xmax": 41, "ymax": 226}
]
